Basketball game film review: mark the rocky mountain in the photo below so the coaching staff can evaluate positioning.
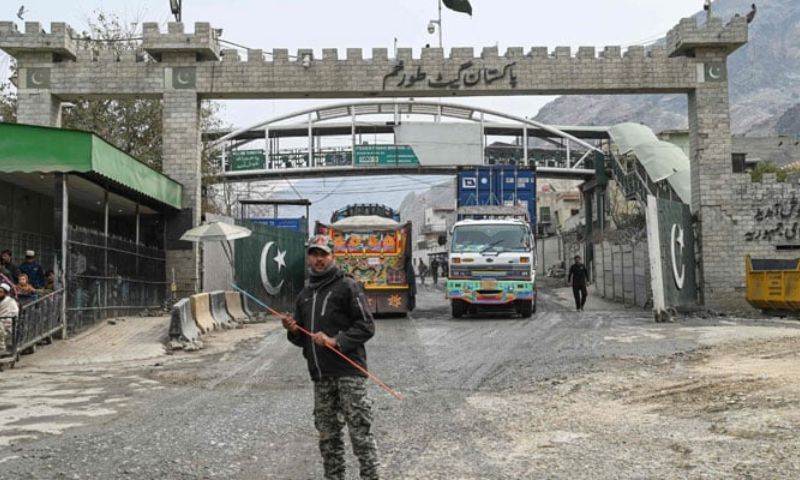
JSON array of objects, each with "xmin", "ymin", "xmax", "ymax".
[{"xmin": 535, "ymin": 0, "xmax": 800, "ymax": 136}]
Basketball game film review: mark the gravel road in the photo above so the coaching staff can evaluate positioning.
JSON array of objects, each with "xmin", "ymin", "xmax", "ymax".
[{"xmin": 1, "ymin": 283, "xmax": 799, "ymax": 479}]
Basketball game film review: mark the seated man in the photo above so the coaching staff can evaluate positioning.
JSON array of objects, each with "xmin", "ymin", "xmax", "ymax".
[{"xmin": 0, "ymin": 283, "xmax": 19, "ymax": 353}]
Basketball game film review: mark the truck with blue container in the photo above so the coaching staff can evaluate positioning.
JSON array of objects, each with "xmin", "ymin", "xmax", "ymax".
[{"xmin": 446, "ymin": 166, "xmax": 537, "ymax": 318}]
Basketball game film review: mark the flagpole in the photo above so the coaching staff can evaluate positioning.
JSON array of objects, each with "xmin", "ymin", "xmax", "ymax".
[{"xmin": 438, "ymin": 0, "xmax": 443, "ymax": 48}]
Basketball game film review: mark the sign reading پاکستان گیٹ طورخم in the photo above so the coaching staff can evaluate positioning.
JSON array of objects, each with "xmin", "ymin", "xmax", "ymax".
[{"xmin": 383, "ymin": 60, "xmax": 517, "ymax": 91}]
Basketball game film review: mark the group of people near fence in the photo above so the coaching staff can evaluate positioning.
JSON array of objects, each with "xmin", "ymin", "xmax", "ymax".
[
  {"xmin": 0, "ymin": 249, "xmax": 54, "ymax": 353},
  {"xmin": 416, "ymin": 257, "xmax": 448, "ymax": 285}
]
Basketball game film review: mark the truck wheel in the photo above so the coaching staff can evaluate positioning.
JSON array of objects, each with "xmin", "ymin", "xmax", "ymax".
[
  {"xmin": 519, "ymin": 301, "xmax": 533, "ymax": 318},
  {"xmin": 451, "ymin": 300, "xmax": 466, "ymax": 319}
]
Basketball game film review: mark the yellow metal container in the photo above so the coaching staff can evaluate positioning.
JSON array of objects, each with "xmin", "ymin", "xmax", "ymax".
[{"xmin": 745, "ymin": 256, "xmax": 800, "ymax": 311}]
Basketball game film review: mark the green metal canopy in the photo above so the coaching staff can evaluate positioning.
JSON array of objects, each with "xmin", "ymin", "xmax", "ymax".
[
  {"xmin": 0, "ymin": 122, "xmax": 182, "ymax": 210},
  {"xmin": 609, "ymin": 122, "xmax": 691, "ymax": 205}
]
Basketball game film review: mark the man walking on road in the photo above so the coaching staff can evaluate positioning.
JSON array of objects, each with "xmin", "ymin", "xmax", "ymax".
[
  {"xmin": 281, "ymin": 234, "xmax": 380, "ymax": 480},
  {"xmin": 568, "ymin": 255, "xmax": 589, "ymax": 311}
]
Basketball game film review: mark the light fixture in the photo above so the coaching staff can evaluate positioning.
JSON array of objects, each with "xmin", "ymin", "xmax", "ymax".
[
  {"xmin": 301, "ymin": 54, "xmax": 312, "ymax": 69},
  {"xmin": 427, "ymin": 20, "xmax": 437, "ymax": 34}
]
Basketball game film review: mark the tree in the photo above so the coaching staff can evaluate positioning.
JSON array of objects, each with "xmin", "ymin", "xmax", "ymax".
[
  {"xmin": 60, "ymin": 11, "xmax": 226, "ymax": 177},
  {"xmin": 0, "ymin": 78, "xmax": 15, "ymax": 123},
  {"xmin": 1, "ymin": 11, "xmax": 229, "ymax": 213}
]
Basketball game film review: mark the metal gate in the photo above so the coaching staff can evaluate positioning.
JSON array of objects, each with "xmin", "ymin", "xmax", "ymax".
[
  {"xmin": 234, "ymin": 220, "xmax": 306, "ymax": 313},
  {"xmin": 67, "ymin": 226, "xmax": 167, "ymax": 332},
  {"xmin": 646, "ymin": 195, "xmax": 698, "ymax": 318}
]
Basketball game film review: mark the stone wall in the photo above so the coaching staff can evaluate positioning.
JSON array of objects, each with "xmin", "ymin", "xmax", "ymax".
[{"xmin": 711, "ymin": 174, "xmax": 800, "ymax": 308}]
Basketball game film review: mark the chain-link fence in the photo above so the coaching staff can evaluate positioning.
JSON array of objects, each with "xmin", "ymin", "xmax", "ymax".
[{"xmin": 67, "ymin": 226, "xmax": 166, "ymax": 332}]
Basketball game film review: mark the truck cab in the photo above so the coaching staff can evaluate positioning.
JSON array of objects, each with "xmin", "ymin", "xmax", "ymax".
[{"xmin": 446, "ymin": 217, "xmax": 536, "ymax": 318}]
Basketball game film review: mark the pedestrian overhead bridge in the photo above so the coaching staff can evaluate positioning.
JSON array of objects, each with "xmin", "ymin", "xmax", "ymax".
[{"xmin": 205, "ymin": 100, "xmax": 691, "ymax": 206}]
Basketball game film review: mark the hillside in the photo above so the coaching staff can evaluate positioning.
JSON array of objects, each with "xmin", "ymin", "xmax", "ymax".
[{"xmin": 535, "ymin": 0, "xmax": 800, "ymax": 136}]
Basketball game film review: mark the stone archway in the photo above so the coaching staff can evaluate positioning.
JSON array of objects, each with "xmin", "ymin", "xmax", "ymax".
[{"xmin": 0, "ymin": 16, "xmax": 750, "ymax": 307}]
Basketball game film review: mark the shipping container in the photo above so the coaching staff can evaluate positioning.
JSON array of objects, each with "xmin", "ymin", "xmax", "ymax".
[{"xmin": 456, "ymin": 166, "xmax": 537, "ymax": 226}]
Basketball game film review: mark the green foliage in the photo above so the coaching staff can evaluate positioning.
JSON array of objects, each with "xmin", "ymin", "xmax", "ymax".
[
  {"xmin": 58, "ymin": 11, "xmax": 225, "ymax": 174},
  {"xmin": 0, "ymin": 79, "xmax": 15, "ymax": 123},
  {"xmin": 750, "ymin": 161, "xmax": 787, "ymax": 182}
]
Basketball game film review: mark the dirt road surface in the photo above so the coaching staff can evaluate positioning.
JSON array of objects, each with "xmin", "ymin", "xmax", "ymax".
[{"xmin": 1, "ymin": 284, "xmax": 799, "ymax": 479}]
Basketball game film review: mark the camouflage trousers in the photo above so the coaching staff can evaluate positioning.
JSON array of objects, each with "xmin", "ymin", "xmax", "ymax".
[{"xmin": 313, "ymin": 376, "xmax": 379, "ymax": 480}]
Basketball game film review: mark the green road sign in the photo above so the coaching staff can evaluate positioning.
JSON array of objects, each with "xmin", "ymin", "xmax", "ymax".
[
  {"xmin": 354, "ymin": 145, "xmax": 419, "ymax": 166},
  {"xmin": 229, "ymin": 150, "xmax": 266, "ymax": 171}
]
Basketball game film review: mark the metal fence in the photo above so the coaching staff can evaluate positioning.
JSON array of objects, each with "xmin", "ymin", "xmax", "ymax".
[
  {"xmin": 594, "ymin": 240, "xmax": 651, "ymax": 308},
  {"xmin": 0, "ymin": 227, "xmax": 53, "ymax": 271},
  {"xmin": 14, "ymin": 288, "xmax": 64, "ymax": 352},
  {"xmin": 1, "ymin": 289, "xmax": 64, "ymax": 366},
  {"xmin": 67, "ymin": 227, "xmax": 167, "ymax": 332}
]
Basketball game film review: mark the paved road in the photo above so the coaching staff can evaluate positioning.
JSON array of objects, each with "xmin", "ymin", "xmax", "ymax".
[{"xmin": 1, "ymin": 285, "xmax": 798, "ymax": 479}]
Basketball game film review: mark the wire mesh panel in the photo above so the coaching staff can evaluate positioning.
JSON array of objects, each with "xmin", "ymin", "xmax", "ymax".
[
  {"xmin": 67, "ymin": 226, "xmax": 166, "ymax": 332},
  {"xmin": 0, "ymin": 227, "xmax": 53, "ymax": 272}
]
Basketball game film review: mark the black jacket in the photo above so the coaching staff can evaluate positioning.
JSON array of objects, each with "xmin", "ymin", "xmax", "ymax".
[
  {"xmin": 568, "ymin": 263, "xmax": 589, "ymax": 287},
  {"xmin": 289, "ymin": 266, "xmax": 375, "ymax": 381}
]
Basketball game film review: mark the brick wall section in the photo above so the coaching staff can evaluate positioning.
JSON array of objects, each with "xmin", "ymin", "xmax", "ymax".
[{"xmin": 163, "ymin": 89, "xmax": 201, "ymax": 298}]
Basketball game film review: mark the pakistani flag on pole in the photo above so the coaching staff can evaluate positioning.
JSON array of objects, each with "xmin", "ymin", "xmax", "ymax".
[{"xmin": 443, "ymin": 0, "xmax": 472, "ymax": 16}]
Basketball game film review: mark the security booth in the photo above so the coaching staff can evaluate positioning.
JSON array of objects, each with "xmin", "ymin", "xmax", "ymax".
[{"xmin": 0, "ymin": 122, "xmax": 183, "ymax": 335}]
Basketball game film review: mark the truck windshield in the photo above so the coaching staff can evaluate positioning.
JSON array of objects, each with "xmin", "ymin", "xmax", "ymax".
[{"xmin": 451, "ymin": 224, "xmax": 530, "ymax": 253}]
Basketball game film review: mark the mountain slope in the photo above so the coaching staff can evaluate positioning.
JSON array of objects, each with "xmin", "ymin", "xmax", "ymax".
[{"xmin": 535, "ymin": 0, "xmax": 800, "ymax": 136}]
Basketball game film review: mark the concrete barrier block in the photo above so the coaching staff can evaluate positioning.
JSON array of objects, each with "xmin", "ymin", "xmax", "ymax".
[
  {"xmin": 169, "ymin": 298, "xmax": 202, "ymax": 343},
  {"xmin": 210, "ymin": 290, "xmax": 235, "ymax": 328},
  {"xmin": 225, "ymin": 291, "xmax": 250, "ymax": 322},
  {"xmin": 190, "ymin": 293, "xmax": 215, "ymax": 333}
]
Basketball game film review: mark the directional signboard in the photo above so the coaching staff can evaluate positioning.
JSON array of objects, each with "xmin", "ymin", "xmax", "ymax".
[
  {"xmin": 354, "ymin": 145, "xmax": 419, "ymax": 166},
  {"xmin": 229, "ymin": 150, "xmax": 266, "ymax": 171}
]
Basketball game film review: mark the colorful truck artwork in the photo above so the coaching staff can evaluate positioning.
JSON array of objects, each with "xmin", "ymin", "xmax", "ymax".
[{"xmin": 316, "ymin": 204, "xmax": 416, "ymax": 315}]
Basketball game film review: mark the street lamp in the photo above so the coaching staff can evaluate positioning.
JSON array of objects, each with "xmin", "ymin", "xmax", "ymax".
[{"xmin": 169, "ymin": 0, "xmax": 182, "ymax": 22}]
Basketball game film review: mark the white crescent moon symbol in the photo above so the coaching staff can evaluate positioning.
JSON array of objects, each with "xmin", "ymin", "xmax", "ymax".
[
  {"xmin": 708, "ymin": 66, "xmax": 721, "ymax": 80},
  {"xmin": 30, "ymin": 72, "xmax": 42, "ymax": 86},
  {"xmin": 176, "ymin": 71, "xmax": 191, "ymax": 85},
  {"xmin": 671, "ymin": 224, "xmax": 686, "ymax": 290},
  {"xmin": 260, "ymin": 241, "xmax": 284, "ymax": 295}
]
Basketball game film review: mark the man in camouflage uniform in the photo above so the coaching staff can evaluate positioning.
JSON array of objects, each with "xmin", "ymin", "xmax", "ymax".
[{"xmin": 282, "ymin": 234, "xmax": 379, "ymax": 480}]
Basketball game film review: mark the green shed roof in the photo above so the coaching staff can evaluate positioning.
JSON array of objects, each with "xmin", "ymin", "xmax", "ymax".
[{"xmin": 0, "ymin": 122, "xmax": 182, "ymax": 210}]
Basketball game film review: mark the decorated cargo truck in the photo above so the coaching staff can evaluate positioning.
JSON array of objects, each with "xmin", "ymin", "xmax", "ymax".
[{"xmin": 315, "ymin": 204, "xmax": 415, "ymax": 315}]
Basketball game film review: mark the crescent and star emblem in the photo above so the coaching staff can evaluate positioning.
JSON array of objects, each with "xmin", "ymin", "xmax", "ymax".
[
  {"xmin": 670, "ymin": 224, "xmax": 686, "ymax": 290},
  {"xmin": 260, "ymin": 241, "xmax": 287, "ymax": 295},
  {"xmin": 176, "ymin": 71, "xmax": 192, "ymax": 85},
  {"xmin": 707, "ymin": 66, "xmax": 722, "ymax": 80},
  {"xmin": 30, "ymin": 72, "xmax": 43, "ymax": 86}
]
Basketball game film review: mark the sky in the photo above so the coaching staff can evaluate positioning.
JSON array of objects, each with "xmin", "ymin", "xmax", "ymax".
[
  {"xmin": 2, "ymin": 0, "xmax": 707, "ymax": 127},
  {"xmin": 0, "ymin": 0, "xmax": 709, "ymax": 222}
]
